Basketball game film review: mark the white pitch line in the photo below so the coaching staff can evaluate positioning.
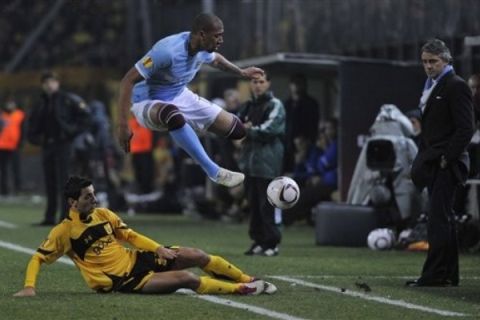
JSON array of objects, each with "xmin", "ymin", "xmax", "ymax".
[
  {"xmin": 177, "ymin": 289, "xmax": 307, "ymax": 320},
  {"xmin": 271, "ymin": 276, "xmax": 467, "ymax": 317},
  {"xmin": 0, "ymin": 240, "xmax": 74, "ymax": 265},
  {"xmin": 0, "ymin": 240, "xmax": 305, "ymax": 320},
  {"xmin": 268, "ymin": 275, "xmax": 480, "ymax": 280},
  {"xmin": 0, "ymin": 220, "xmax": 18, "ymax": 229}
]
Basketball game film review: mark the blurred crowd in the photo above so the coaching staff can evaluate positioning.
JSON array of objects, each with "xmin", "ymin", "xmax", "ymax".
[{"xmin": 1, "ymin": 1, "xmax": 126, "ymax": 70}]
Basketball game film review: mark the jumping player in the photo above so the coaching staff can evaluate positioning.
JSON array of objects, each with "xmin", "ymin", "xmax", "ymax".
[{"xmin": 118, "ymin": 13, "xmax": 264, "ymax": 187}]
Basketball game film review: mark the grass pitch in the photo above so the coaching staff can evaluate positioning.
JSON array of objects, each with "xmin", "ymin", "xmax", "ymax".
[{"xmin": 1, "ymin": 201, "xmax": 479, "ymax": 320}]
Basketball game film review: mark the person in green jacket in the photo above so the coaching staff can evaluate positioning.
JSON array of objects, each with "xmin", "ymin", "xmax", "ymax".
[{"xmin": 237, "ymin": 72, "xmax": 286, "ymax": 256}]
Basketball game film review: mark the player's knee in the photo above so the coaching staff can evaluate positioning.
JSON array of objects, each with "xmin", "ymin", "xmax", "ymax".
[
  {"xmin": 155, "ymin": 103, "xmax": 185, "ymax": 131},
  {"xmin": 180, "ymin": 247, "xmax": 209, "ymax": 266},
  {"xmin": 177, "ymin": 270, "xmax": 199, "ymax": 288},
  {"xmin": 225, "ymin": 116, "xmax": 246, "ymax": 140}
]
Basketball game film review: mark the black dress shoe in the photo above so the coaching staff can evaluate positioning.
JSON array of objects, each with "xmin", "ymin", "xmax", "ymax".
[{"xmin": 405, "ymin": 278, "xmax": 458, "ymax": 287}]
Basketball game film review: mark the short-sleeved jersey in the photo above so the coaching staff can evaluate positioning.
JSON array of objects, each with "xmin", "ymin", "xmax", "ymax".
[
  {"xmin": 132, "ymin": 31, "xmax": 216, "ymax": 103},
  {"xmin": 35, "ymin": 208, "xmax": 140, "ymax": 291}
]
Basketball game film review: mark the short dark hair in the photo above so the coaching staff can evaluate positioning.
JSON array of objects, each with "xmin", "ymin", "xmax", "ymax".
[
  {"xmin": 421, "ymin": 39, "xmax": 452, "ymax": 63},
  {"xmin": 263, "ymin": 70, "xmax": 270, "ymax": 81},
  {"xmin": 64, "ymin": 176, "xmax": 92, "ymax": 201},
  {"xmin": 290, "ymin": 73, "xmax": 308, "ymax": 92},
  {"xmin": 41, "ymin": 70, "xmax": 58, "ymax": 83},
  {"xmin": 192, "ymin": 13, "xmax": 223, "ymax": 34}
]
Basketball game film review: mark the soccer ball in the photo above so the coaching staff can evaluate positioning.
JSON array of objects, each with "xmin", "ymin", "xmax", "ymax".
[
  {"xmin": 266, "ymin": 176, "xmax": 300, "ymax": 210},
  {"xmin": 367, "ymin": 228, "xmax": 395, "ymax": 250}
]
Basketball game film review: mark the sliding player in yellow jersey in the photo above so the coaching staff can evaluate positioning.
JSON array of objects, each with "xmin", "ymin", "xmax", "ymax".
[{"xmin": 14, "ymin": 176, "xmax": 276, "ymax": 296}]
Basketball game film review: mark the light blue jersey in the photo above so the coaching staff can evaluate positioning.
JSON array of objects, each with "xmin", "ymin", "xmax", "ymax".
[{"xmin": 132, "ymin": 32, "xmax": 216, "ymax": 102}]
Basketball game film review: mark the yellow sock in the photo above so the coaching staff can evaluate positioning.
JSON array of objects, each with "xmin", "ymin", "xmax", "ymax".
[
  {"xmin": 203, "ymin": 255, "xmax": 253, "ymax": 283},
  {"xmin": 196, "ymin": 276, "xmax": 240, "ymax": 294}
]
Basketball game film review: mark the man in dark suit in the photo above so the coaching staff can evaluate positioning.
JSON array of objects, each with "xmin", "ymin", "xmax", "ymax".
[
  {"xmin": 408, "ymin": 39, "xmax": 474, "ymax": 287},
  {"xmin": 27, "ymin": 71, "xmax": 90, "ymax": 225}
]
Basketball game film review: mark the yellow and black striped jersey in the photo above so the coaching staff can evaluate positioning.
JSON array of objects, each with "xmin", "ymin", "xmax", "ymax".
[{"xmin": 34, "ymin": 208, "xmax": 160, "ymax": 291}]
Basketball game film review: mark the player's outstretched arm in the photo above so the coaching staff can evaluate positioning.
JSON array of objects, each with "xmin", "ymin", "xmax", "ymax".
[
  {"xmin": 13, "ymin": 255, "xmax": 44, "ymax": 297},
  {"xmin": 211, "ymin": 53, "xmax": 264, "ymax": 79},
  {"xmin": 118, "ymin": 67, "xmax": 143, "ymax": 152}
]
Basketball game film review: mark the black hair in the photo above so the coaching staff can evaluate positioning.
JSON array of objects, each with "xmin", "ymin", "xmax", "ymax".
[
  {"xmin": 421, "ymin": 39, "xmax": 452, "ymax": 63},
  {"xmin": 263, "ymin": 70, "xmax": 271, "ymax": 81},
  {"xmin": 41, "ymin": 70, "xmax": 58, "ymax": 83},
  {"xmin": 64, "ymin": 176, "xmax": 92, "ymax": 201},
  {"xmin": 289, "ymin": 73, "xmax": 308, "ymax": 93},
  {"xmin": 192, "ymin": 13, "xmax": 223, "ymax": 34}
]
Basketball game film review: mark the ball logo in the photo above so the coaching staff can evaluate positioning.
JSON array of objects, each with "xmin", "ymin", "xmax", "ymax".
[
  {"xmin": 280, "ymin": 184, "xmax": 299, "ymax": 203},
  {"xmin": 266, "ymin": 176, "xmax": 300, "ymax": 210},
  {"xmin": 367, "ymin": 228, "xmax": 395, "ymax": 250}
]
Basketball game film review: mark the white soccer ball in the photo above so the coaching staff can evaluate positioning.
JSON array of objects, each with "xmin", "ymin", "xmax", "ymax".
[
  {"xmin": 266, "ymin": 176, "xmax": 300, "ymax": 210},
  {"xmin": 367, "ymin": 228, "xmax": 395, "ymax": 250}
]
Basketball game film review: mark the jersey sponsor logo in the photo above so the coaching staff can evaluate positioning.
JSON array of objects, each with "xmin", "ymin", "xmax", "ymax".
[
  {"xmin": 70, "ymin": 222, "xmax": 113, "ymax": 260},
  {"xmin": 91, "ymin": 237, "xmax": 114, "ymax": 255},
  {"xmin": 142, "ymin": 56, "xmax": 153, "ymax": 68}
]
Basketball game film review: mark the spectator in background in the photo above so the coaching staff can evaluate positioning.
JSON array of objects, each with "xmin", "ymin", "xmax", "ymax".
[
  {"xmin": 453, "ymin": 73, "xmax": 480, "ymax": 219},
  {"xmin": 468, "ymin": 74, "xmax": 480, "ymax": 122},
  {"xmin": 237, "ymin": 72, "xmax": 286, "ymax": 256},
  {"xmin": 224, "ymin": 89, "xmax": 242, "ymax": 114},
  {"xmin": 0, "ymin": 97, "xmax": 25, "ymax": 195},
  {"xmin": 406, "ymin": 109, "xmax": 422, "ymax": 146},
  {"xmin": 467, "ymin": 73, "xmax": 480, "ymax": 176},
  {"xmin": 213, "ymin": 89, "xmax": 246, "ymax": 222},
  {"xmin": 128, "ymin": 117, "xmax": 155, "ymax": 194},
  {"xmin": 283, "ymin": 74, "xmax": 320, "ymax": 173},
  {"xmin": 284, "ymin": 119, "xmax": 338, "ymax": 225},
  {"xmin": 88, "ymin": 100, "xmax": 125, "ymax": 210},
  {"xmin": 408, "ymin": 39, "xmax": 474, "ymax": 287},
  {"xmin": 27, "ymin": 71, "xmax": 90, "ymax": 226}
]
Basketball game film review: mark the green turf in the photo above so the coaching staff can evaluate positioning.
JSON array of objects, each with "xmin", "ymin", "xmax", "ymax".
[{"xmin": 1, "ymin": 202, "xmax": 479, "ymax": 320}]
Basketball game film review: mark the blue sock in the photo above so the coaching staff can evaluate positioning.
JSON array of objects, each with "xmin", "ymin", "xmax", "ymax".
[{"xmin": 169, "ymin": 124, "xmax": 219, "ymax": 179}]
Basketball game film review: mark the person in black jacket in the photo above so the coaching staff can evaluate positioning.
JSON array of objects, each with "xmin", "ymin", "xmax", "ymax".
[
  {"xmin": 27, "ymin": 71, "xmax": 90, "ymax": 225},
  {"xmin": 408, "ymin": 39, "xmax": 474, "ymax": 287},
  {"xmin": 283, "ymin": 74, "xmax": 320, "ymax": 173}
]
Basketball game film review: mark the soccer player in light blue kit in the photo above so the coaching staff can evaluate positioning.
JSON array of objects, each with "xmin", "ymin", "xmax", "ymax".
[{"xmin": 118, "ymin": 13, "xmax": 264, "ymax": 187}]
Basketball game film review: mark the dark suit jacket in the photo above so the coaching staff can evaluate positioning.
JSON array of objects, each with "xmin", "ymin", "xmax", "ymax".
[
  {"xmin": 27, "ymin": 91, "xmax": 89, "ymax": 146},
  {"xmin": 411, "ymin": 71, "xmax": 474, "ymax": 189}
]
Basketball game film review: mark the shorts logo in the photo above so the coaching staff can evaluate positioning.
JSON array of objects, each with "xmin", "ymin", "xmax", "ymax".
[{"xmin": 142, "ymin": 56, "xmax": 153, "ymax": 68}]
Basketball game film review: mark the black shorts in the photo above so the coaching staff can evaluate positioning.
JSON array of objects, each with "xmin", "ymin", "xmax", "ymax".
[{"xmin": 113, "ymin": 250, "xmax": 175, "ymax": 293}]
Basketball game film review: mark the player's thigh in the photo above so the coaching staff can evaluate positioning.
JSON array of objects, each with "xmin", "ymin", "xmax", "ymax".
[
  {"xmin": 131, "ymin": 100, "xmax": 168, "ymax": 131},
  {"xmin": 141, "ymin": 270, "xmax": 199, "ymax": 293},
  {"xmin": 170, "ymin": 247, "xmax": 210, "ymax": 270},
  {"xmin": 147, "ymin": 102, "xmax": 170, "ymax": 126},
  {"xmin": 207, "ymin": 109, "xmax": 235, "ymax": 136}
]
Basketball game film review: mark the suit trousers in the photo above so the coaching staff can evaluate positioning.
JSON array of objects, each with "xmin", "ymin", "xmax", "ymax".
[
  {"xmin": 42, "ymin": 142, "xmax": 72, "ymax": 223},
  {"xmin": 245, "ymin": 176, "xmax": 282, "ymax": 249},
  {"xmin": 0, "ymin": 150, "xmax": 13, "ymax": 195},
  {"xmin": 422, "ymin": 167, "xmax": 459, "ymax": 284}
]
